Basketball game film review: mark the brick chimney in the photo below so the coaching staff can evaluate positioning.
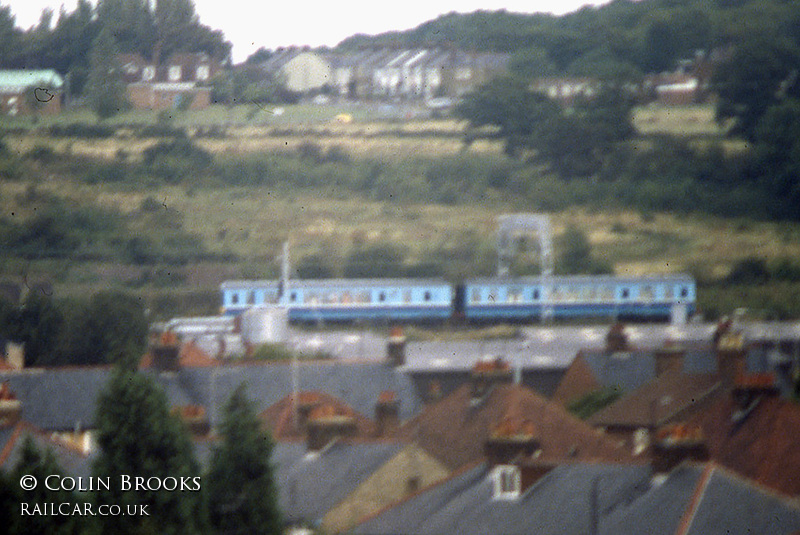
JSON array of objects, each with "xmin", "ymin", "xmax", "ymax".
[
  {"xmin": 375, "ymin": 390, "xmax": 399, "ymax": 437},
  {"xmin": 171, "ymin": 405, "xmax": 210, "ymax": 437},
  {"xmin": 306, "ymin": 404, "xmax": 357, "ymax": 451},
  {"xmin": 655, "ymin": 343, "xmax": 685, "ymax": 377},
  {"xmin": 606, "ymin": 323, "xmax": 629, "ymax": 352},
  {"xmin": 485, "ymin": 416, "xmax": 541, "ymax": 466},
  {"xmin": 150, "ymin": 330, "xmax": 180, "ymax": 371},
  {"xmin": 650, "ymin": 424, "xmax": 709, "ymax": 474},
  {"xmin": 296, "ymin": 392, "xmax": 323, "ymax": 432},
  {"xmin": 0, "ymin": 382, "xmax": 21, "ymax": 428},
  {"xmin": 471, "ymin": 356, "xmax": 513, "ymax": 402},
  {"xmin": 387, "ymin": 326, "xmax": 406, "ymax": 366},
  {"xmin": 715, "ymin": 330, "xmax": 746, "ymax": 385}
]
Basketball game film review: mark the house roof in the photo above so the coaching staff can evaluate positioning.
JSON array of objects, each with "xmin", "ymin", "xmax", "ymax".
[
  {"xmin": 355, "ymin": 462, "xmax": 800, "ymax": 535},
  {"xmin": 0, "ymin": 421, "xmax": 93, "ymax": 477},
  {"xmin": 588, "ymin": 369, "xmax": 722, "ymax": 428},
  {"xmin": 397, "ymin": 382, "xmax": 632, "ymax": 471},
  {"xmin": 260, "ymin": 390, "xmax": 377, "ymax": 440},
  {"xmin": 686, "ymin": 393, "xmax": 800, "ymax": 496},
  {"xmin": 0, "ymin": 360, "xmax": 423, "ymax": 432},
  {"xmin": 0, "ymin": 70, "xmax": 64, "ymax": 92},
  {"xmin": 275, "ymin": 440, "xmax": 403, "ymax": 525}
]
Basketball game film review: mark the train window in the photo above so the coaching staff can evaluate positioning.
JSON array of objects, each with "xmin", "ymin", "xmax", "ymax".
[
  {"xmin": 379, "ymin": 292, "xmax": 386, "ymax": 302},
  {"xmin": 641, "ymin": 286, "xmax": 654, "ymax": 302},
  {"xmin": 247, "ymin": 291, "xmax": 255, "ymax": 305},
  {"xmin": 601, "ymin": 287, "xmax": 613, "ymax": 300},
  {"xmin": 664, "ymin": 285, "xmax": 673, "ymax": 300},
  {"xmin": 424, "ymin": 291, "xmax": 432, "ymax": 302},
  {"xmin": 507, "ymin": 288, "xmax": 521, "ymax": 303},
  {"xmin": 532, "ymin": 289, "xmax": 540, "ymax": 300},
  {"xmin": 471, "ymin": 288, "xmax": 481, "ymax": 303},
  {"xmin": 290, "ymin": 292, "xmax": 297, "ymax": 303},
  {"xmin": 404, "ymin": 290, "xmax": 412, "ymax": 303},
  {"xmin": 231, "ymin": 293, "xmax": 239, "ymax": 305},
  {"xmin": 621, "ymin": 288, "xmax": 630, "ymax": 299},
  {"xmin": 680, "ymin": 287, "xmax": 689, "ymax": 298}
]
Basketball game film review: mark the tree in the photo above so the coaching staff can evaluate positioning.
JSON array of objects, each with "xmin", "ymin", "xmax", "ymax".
[
  {"xmin": 97, "ymin": 0, "xmax": 156, "ymax": 59},
  {"xmin": 751, "ymin": 99, "xmax": 800, "ymax": 219},
  {"xmin": 455, "ymin": 76, "xmax": 560, "ymax": 156},
  {"xmin": 93, "ymin": 369, "xmax": 205, "ymax": 535},
  {"xmin": 57, "ymin": 291, "xmax": 148, "ymax": 368},
  {"xmin": 85, "ymin": 28, "xmax": 129, "ymax": 119},
  {"xmin": 1, "ymin": 293, "xmax": 63, "ymax": 367},
  {"xmin": 10, "ymin": 435, "xmax": 89, "ymax": 535},
  {"xmin": 713, "ymin": 37, "xmax": 800, "ymax": 140},
  {"xmin": 207, "ymin": 384, "xmax": 282, "ymax": 535}
]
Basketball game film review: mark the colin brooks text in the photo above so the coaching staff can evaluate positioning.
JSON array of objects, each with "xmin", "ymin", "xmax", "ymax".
[
  {"xmin": 21, "ymin": 503, "xmax": 149, "ymax": 516},
  {"xmin": 40, "ymin": 475, "xmax": 201, "ymax": 492}
]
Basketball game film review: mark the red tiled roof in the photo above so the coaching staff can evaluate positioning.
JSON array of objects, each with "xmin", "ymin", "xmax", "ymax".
[
  {"xmin": 588, "ymin": 370, "xmax": 722, "ymax": 428},
  {"xmin": 551, "ymin": 355, "xmax": 601, "ymax": 406},
  {"xmin": 687, "ymin": 394, "xmax": 800, "ymax": 496},
  {"xmin": 397, "ymin": 383, "xmax": 632, "ymax": 470},
  {"xmin": 260, "ymin": 391, "xmax": 377, "ymax": 440}
]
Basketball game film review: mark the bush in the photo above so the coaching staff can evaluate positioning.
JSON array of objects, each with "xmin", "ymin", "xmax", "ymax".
[
  {"xmin": 142, "ymin": 139, "xmax": 213, "ymax": 183},
  {"xmin": 47, "ymin": 123, "xmax": 115, "ymax": 138}
]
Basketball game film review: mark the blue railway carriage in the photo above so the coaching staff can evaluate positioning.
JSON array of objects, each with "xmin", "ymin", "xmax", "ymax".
[
  {"xmin": 221, "ymin": 278, "xmax": 453, "ymax": 323},
  {"xmin": 462, "ymin": 274, "xmax": 696, "ymax": 322}
]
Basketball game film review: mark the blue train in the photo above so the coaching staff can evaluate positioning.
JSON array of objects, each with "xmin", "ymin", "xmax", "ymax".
[{"xmin": 220, "ymin": 274, "xmax": 696, "ymax": 323}]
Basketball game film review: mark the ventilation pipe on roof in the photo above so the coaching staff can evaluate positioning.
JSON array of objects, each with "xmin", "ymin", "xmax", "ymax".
[{"xmin": 605, "ymin": 323, "xmax": 629, "ymax": 352}]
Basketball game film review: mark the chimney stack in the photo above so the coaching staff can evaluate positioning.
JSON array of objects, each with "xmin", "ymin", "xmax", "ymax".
[
  {"xmin": 485, "ymin": 416, "xmax": 541, "ymax": 466},
  {"xmin": 470, "ymin": 356, "xmax": 513, "ymax": 402},
  {"xmin": 172, "ymin": 405, "xmax": 210, "ymax": 437},
  {"xmin": 387, "ymin": 326, "xmax": 406, "ymax": 366},
  {"xmin": 0, "ymin": 382, "xmax": 22, "ymax": 428},
  {"xmin": 306, "ymin": 404, "xmax": 357, "ymax": 451},
  {"xmin": 606, "ymin": 323, "xmax": 629, "ymax": 352},
  {"xmin": 715, "ymin": 328, "xmax": 746, "ymax": 385},
  {"xmin": 654, "ymin": 343, "xmax": 686, "ymax": 377},
  {"xmin": 651, "ymin": 424, "xmax": 709, "ymax": 474},
  {"xmin": 375, "ymin": 391, "xmax": 400, "ymax": 437},
  {"xmin": 150, "ymin": 330, "xmax": 180, "ymax": 371}
]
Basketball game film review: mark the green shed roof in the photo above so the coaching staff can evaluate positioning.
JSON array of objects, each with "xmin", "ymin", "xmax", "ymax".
[{"xmin": 0, "ymin": 70, "xmax": 64, "ymax": 92}]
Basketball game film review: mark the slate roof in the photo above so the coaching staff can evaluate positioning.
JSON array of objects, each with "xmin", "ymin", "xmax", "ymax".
[
  {"xmin": 0, "ymin": 421, "xmax": 93, "ymax": 478},
  {"xmin": 588, "ymin": 369, "xmax": 722, "ymax": 428},
  {"xmin": 397, "ymin": 383, "xmax": 632, "ymax": 471},
  {"xmin": 687, "ymin": 393, "xmax": 800, "ymax": 496},
  {"xmin": 354, "ymin": 462, "xmax": 800, "ymax": 535},
  {"xmin": 0, "ymin": 360, "xmax": 423, "ymax": 432},
  {"xmin": 276, "ymin": 441, "xmax": 403, "ymax": 525}
]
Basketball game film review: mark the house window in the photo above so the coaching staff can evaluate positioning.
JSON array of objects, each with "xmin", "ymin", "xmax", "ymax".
[
  {"xmin": 406, "ymin": 476, "xmax": 420, "ymax": 494},
  {"xmin": 493, "ymin": 465, "xmax": 521, "ymax": 500},
  {"xmin": 196, "ymin": 65, "xmax": 210, "ymax": 81},
  {"xmin": 142, "ymin": 66, "xmax": 155, "ymax": 81},
  {"xmin": 168, "ymin": 65, "xmax": 181, "ymax": 82}
]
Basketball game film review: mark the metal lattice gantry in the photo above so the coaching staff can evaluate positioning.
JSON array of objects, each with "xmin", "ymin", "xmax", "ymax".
[
  {"xmin": 496, "ymin": 213, "xmax": 554, "ymax": 321},
  {"xmin": 496, "ymin": 213, "xmax": 554, "ymax": 277}
]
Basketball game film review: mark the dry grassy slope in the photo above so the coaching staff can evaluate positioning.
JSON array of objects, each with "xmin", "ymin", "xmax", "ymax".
[{"xmin": 2, "ymin": 103, "xmax": 799, "ymax": 290}]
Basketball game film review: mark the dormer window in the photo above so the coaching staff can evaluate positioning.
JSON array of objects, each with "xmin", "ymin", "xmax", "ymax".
[
  {"xmin": 196, "ymin": 65, "xmax": 210, "ymax": 81},
  {"xmin": 142, "ymin": 66, "xmax": 155, "ymax": 81},
  {"xmin": 492, "ymin": 465, "xmax": 521, "ymax": 500}
]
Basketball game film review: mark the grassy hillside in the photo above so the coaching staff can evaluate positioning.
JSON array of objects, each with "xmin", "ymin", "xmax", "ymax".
[{"xmin": 2, "ymin": 103, "xmax": 799, "ymax": 320}]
